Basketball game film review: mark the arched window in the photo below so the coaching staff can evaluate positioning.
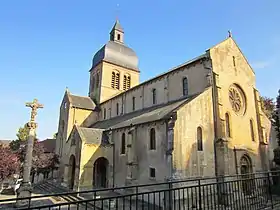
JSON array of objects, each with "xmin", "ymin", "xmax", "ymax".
[
  {"xmin": 111, "ymin": 72, "xmax": 115, "ymax": 88},
  {"xmin": 250, "ymin": 119, "xmax": 255, "ymax": 141},
  {"xmin": 116, "ymin": 72, "xmax": 120, "ymax": 89},
  {"xmin": 116, "ymin": 103, "xmax": 119, "ymax": 116},
  {"xmin": 197, "ymin": 127, "xmax": 203, "ymax": 151},
  {"xmin": 225, "ymin": 113, "xmax": 231, "ymax": 138},
  {"xmin": 121, "ymin": 133, "xmax": 126, "ymax": 154},
  {"xmin": 150, "ymin": 128, "xmax": 156, "ymax": 150},
  {"xmin": 123, "ymin": 75, "xmax": 127, "ymax": 90},
  {"xmin": 152, "ymin": 89, "xmax": 157, "ymax": 105},
  {"xmin": 103, "ymin": 108, "xmax": 106, "ymax": 119},
  {"xmin": 233, "ymin": 56, "xmax": 236, "ymax": 67},
  {"xmin": 127, "ymin": 76, "xmax": 131, "ymax": 89},
  {"xmin": 92, "ymin": 77, "xmax": 95, "ymax": 91},
  {"xmin": 132, "ymin": 97, "xmax": 135, "ymax": 111},
  {"xmin": 182, "ymin": 77, "xmax": 188, "ymax": 96},
  {"xmin": 96, "ymin": 73, "xmax": 100, "ymax": 88}
]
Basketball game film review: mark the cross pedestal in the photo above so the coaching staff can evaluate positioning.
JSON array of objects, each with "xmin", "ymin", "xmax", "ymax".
[{"xmin": 16, "ymin": 99, "xmax": 43, "ymax": 207}]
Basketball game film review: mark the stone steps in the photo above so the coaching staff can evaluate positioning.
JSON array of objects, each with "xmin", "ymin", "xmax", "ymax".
[{"xmin": 33, "ymin": 180, "xmax": 98, "ymax": 209}]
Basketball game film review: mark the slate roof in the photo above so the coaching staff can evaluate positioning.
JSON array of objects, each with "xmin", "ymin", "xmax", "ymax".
[
  {"xmin": 92, "ymin": 41, "xmax": 139, "ymax": 71},
  {"xmin": 110, "ymin": 20, "xmax": 124, "ymax": 33},
  {"xmin": 100, "ymin": 53, "xmax": 207, "ymax": 105},
  {"xmin": 68, "ymin": 94, "xmax": 96, "ymax": 110},
  {"xmin": 39, "ymin": 138, "xmax": 56, "ymax": 153},
  {"xmin": 92, "ymin": 93, "xmax": 201, "ymax": 130},
  {"xmin": 76, "ymin": 126, "xmax": 104, "ymax": 144}
]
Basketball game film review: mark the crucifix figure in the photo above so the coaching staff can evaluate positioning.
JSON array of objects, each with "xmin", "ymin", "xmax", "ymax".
[
  {"xmin": 16, "ymin": 99, "xmax": 43, "ymax": 207},
  {"xmin": 26, "ymin": 99, "xmax": 44, "ymax": 123}
]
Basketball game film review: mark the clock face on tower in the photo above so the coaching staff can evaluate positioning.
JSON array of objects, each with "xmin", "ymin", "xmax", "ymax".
[{"xmin": 228, "ymin": 84, "xmax": 246, "ymax": 115}]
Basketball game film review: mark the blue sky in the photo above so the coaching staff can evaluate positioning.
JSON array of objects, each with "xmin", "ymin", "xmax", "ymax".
[{"xmin": 0, "ymin": 0, "xmax": 279, "ymax": 140}]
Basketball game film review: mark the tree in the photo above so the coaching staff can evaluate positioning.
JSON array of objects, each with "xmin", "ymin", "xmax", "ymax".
[
  {"xmin": 53, "ymin": 132, "xmax": 58, "ymax": 139},
  {"xmin": 273, "ymin": 90, "xmax": 280, "ymax": 143},
  {"xmin": 260, "ymin": 96, "xmax": 275, "ymax": 119},
  {"xmin": 0, "ymin": 144, "xmax": 20, "ymax": 181},
  {"xmin": 16, "ymin": 140, "xmax": 45, "ymax": 171},
  {"xmin": 16, "ymin": 124, "xmax": 29, "ymax": 142},
  {"xmin": 10, "ymin": 124, "xmax": 38, "ymax": 151}
]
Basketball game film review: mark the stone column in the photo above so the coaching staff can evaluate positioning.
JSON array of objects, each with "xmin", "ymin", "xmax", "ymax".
[
  {"xmin": 16, "ymin": 99, "xmax": 43, "ymax": 207},
  {"xmin": 126, "ymin": 127, "xmax": 136, "ymax": 184},
  {"xmin": 165, "ymin": 114, "xmax": 176, "ymax": 210},
  {"xmin": 215, "ymin": 138, "xmax": 231, "ymax": 205}
]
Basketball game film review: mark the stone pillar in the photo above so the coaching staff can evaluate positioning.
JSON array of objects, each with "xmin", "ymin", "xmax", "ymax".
[
  {"xmin": 215, "ymin": 138, "xmax": 230, "ymax": 205},
  {"xmin": 165, "ymin": 114, "xmax": 176, "ymax": 209},
  {"xmin": 61, "ymin": 165, "xmax": 69, "ymax": 188},
  {"xmin": 126, "ymin": 127, "xmax": 137, "ymax": 184},
  {"xmin": 16, "ymin": 99, "xmax": 43, "ymax": 207}
]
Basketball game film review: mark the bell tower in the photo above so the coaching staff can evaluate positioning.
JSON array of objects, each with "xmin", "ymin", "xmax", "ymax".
[
  {"xmin": 110, "ymin": 20, "xmax": 124, "ymax": 44},
  {"xmin": 89, "ymin": 20, "xmax": 140, "ymax": 104}
]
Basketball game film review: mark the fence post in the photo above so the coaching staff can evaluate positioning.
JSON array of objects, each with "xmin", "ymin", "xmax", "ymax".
[
  {"xmin": 198, "ymin": 179, "xmax": 202, "ymax": 210},
  {"xmin": 268, "ymin": 172, "xmax": 274, "ymax": 209},
  {"xmin": 136, "ymin": 186, "xmax": 138, "ymax": 209},
  {"xmin": 168, "ymin": 182, "xmax": 173, "ymax": 210}
]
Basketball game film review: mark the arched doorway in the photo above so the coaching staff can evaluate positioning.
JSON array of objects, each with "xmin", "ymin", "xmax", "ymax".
[
  {"xmin": 240, "ymin": 155, "xmax": 253, "ymax": 195},
  {"xmin": 69, "ymin": 155, "xmax": 76, "ymax": 190},
  {"xmin": 93, "ymin": 157, "xmax": 109, "ymax": 188}
]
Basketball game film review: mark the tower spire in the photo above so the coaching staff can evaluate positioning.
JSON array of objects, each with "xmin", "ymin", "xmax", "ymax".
[{"xmin": 110, "ymin": 19, "xmax": 124, "ymax": 43}]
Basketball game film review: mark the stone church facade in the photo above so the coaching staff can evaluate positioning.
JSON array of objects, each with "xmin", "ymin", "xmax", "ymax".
[{"xmin": 55, "ymin": 20, "xmax": 271, "ymax": 191}]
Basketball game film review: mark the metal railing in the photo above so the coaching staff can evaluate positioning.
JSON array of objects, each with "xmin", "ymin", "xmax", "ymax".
[{"xmin": 1, "ymin": 171, "xmax": 280, "ymax": 209}]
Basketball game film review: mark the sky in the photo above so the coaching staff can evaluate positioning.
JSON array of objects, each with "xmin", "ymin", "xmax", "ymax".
[{"xmin": 0, "ymin": 0, "xmax": 279, "ymax": 140}]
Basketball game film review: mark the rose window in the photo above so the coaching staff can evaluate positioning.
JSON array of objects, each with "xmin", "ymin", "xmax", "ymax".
[{"xmin": 228, "ymin": 84, "xmax": 246, "ymax": 115}]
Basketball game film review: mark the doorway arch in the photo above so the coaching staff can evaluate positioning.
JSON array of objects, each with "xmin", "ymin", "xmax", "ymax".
[
  {"xmin": 93, "ymin": 157, "xmax": 109, "ymax": 188},
  {"xmin": 240, "ymin": 154, "xmax": 253, "ymax": 194},
  {"xmin": 69, "ymin": 155, "xmax": 76, "ymax": 190}
]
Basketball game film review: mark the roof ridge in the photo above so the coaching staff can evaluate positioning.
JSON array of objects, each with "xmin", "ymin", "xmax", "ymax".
[
  {"xmin": 100, "ymin": 53, "xmax": 207, "ymax": 104},
  {"xmin": 69, "ymin": 93, "xmax": 92, "ymax": 99}
]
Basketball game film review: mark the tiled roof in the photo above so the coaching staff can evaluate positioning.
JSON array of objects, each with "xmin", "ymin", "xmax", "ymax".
[
  {"xmin": 76, "ymin": 126, "xmax": 105, "ymax": 145},
  {"xmin": 68, "ymin": 94, "xmax": 96, "ymax": 110},
  {"xmin": 91, "ymin": 93, "xmax": 200, "ymax": 130},
  {"xmin": 0, "ymin": 140, "xmax": 12, "ymax": 147}
]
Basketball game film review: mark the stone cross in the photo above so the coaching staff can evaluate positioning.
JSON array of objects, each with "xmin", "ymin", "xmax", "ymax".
[
  {"xmin": 16, "ymin": 99, "xmax": 43, "ymax": 207},
  {"xmin": 228, "ymin": 30, "xmax": 232, "ymax": 38},
  {"xmin": 26, "ymin": 99, "xmax": 44, "ymax": 123}
]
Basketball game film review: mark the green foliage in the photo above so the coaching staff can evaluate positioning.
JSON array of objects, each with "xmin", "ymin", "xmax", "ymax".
[
  {"xmin": 16, "ymin": 124, "xmax": 30, "ymax": 141},
  {"xmin": 9, "ymin": 139, "xmax": 21, "ymax": 151},
  {"xmin": 53, "ymin": 132, "xmax": 58, "ymax": 139},
  {"xmin": 273, "ymin": 90, "xmax": 280, "ymax": 143},
  {"xmin": 9, "ymin": 124, "xmax": 60, "ymax": 176},
  {"xmin": 260, "ymin": 96, "xmax": 275, "ymax": 119}
]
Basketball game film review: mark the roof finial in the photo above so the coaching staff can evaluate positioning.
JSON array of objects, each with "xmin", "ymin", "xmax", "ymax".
[
  {"xmin": 66, "ymin": 86, "xmax": 69, "ymax": 93},
  {"xmin": 228, "ymin": 30, "xmax": 232, "ymax": 38}
]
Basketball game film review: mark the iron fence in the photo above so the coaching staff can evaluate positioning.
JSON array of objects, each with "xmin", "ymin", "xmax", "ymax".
[{"xmin": 1, "ymin": 171, "xmax": 280, "ymax": 209}]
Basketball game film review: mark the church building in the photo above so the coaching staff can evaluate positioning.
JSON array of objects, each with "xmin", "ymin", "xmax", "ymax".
[{"xmin": 55, "ymin": 20, "xmax": 271, "ymax": 191}]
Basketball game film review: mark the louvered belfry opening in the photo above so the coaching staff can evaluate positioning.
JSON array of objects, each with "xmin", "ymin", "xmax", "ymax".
[
  {"xmin": 115, "ymin": 72, "xmax": 120, "ymax": 89},
  {"xmin": 111, "ymin": 72, "xmax": 115, "ymax": 88}
]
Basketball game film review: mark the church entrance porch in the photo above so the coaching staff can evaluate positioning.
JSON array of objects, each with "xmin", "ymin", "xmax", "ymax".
[
  {"xmin": 93, "ymin": 157, "xmax": 109, "ymax": 188},
  {"xmin": 68, "ymin": 155, "xmax": 76, "ymax": 190},
  {"xmin": 240, "ymin": 155, "xmax": 254, "ymax": 195}
]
